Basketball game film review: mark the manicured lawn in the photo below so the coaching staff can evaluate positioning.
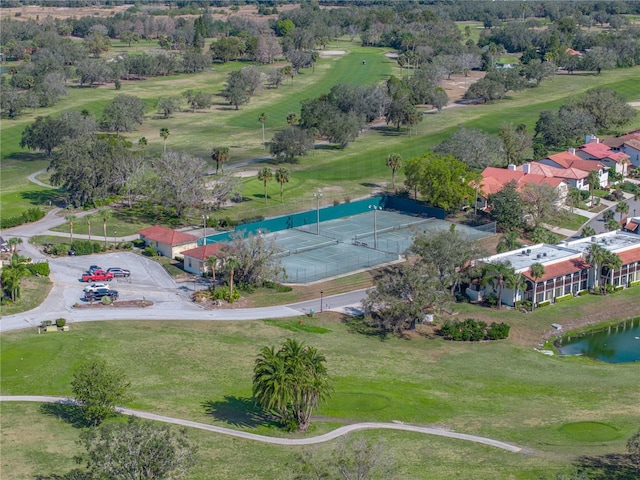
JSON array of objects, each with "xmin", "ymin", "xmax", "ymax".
[
  {"xmin": 2, "ymin": 289, "xmax": 639, "ymax": 479},
  {"xmin": 0, "ymin": 276, "xmax": 52, "ymax": 316}
]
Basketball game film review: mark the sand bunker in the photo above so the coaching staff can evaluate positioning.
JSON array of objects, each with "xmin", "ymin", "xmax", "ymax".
[{"xmin": 321, "ymin": 50, "xmax": 347, "ymax": 56}]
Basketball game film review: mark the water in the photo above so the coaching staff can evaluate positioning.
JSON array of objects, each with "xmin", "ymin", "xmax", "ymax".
[{"xmin": 557, "ymin": 318, "xmax": 640, "ymax": 363}]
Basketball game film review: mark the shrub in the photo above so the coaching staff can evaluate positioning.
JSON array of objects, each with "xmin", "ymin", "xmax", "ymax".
[
  {"xmin": 101, "ymin": 296, "xmax": 113, "ymax": 305},
  {"xmin": 438, "ymin": 318, "xmax": 508, "ymax": 341},
  {"xmin": 49, "ymin": 243, "xmax": 70, "ymax": 256},
  {"xmin": 0, "ymin": 207, "xmax": 45, "ymax": 229},
  {"xmin": 119, "ymin": 241, "xmax": 133, "ymax": 250},
  {"xmin": 210, "ymin": 286, "xmax": 240, "ymax": 303},
  {"xmin": 578, "ymin": 289, "xmax": 589, "ymax": 296},
  {"xmin": 538, "ymin": 300, "xmax": 551, "ymax": 307},
  {"xmin": 42, "ymin": 320, "xmax": 53, "ymax": 327},
  {"xmin": 132, "ymin": 239, "xmax": 145, "ymax": 248},
  {"xmin": 555, "ymin": 294, "xmax": 573, "ymax": 303},
  {"xmin": 174, "ymin": 255, "xmax": 184, "ymax": 262},
  {"xmin": 486, "ymin": 322, "xmax": 510, "ymax": 340},
  {"xmin": 71, "ymin": 240, "xmax": 102, "ymax": 255},
  {"xmin": 485, "ymin": 293, "xmax": 498, "ymax": 307},
  {"xmin": 143, "ymin": 246, "xmax": 158, "ymax": 257},
  {"xmin": 56, "ymin": 318, "xmax": 66, "ymax": 327},
  {"xmin": 26, "ymin": 261, "xmax": 50, "ymax": 276},
  {"xmin": 630, "ymin": 280, "xmax": 640, "ymax": 288}
]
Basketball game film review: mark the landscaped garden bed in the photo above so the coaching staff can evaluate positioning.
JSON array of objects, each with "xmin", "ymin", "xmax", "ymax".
[{"xmin": 73, "ymin": 299, "xmax": 153, "ymax": 309}]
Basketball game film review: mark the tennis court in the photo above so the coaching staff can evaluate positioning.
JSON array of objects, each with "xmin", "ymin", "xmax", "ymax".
[{"xmin": 269, "ymin": 210, "xmax": 493, "ymax": 284}]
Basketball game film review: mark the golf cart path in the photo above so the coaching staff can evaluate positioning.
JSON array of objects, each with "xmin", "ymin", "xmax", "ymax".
[{"xmin": 0, "ymin": 396, "xmax": 522, "ymax": 452}]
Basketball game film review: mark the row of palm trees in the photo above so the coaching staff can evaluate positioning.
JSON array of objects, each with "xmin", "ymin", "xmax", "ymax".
[{"xmin": 63, "ymin": 209, "xmax": 113, "ymax": 248}]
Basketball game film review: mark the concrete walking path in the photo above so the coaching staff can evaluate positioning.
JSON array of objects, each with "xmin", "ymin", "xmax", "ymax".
[{"xmin": 0, "ymin": 396, "xmax": 522, "ymax": 452}]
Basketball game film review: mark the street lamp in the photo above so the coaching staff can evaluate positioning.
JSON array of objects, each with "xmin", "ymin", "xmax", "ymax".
[
  {"xmin": 368, "ymin": 205, "xmax": 381, "ymax": 249},
  {"xmin": 202, "ymin": 215, "xmax": 209, "ymax": 245},
  {"xmin": 320, "ymin": 291, "xmax": 324, "ymax": 313},
  {"xmin": 113, "ymin": 230, "xmax": 117, "ymax": 248},
  {"xmin": 313, "ymin": 192, "xmax": 323, "ymax": 235}
]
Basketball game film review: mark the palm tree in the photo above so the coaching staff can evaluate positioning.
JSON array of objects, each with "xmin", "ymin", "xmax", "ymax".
[
  {"xmin": 7, "ymin": 237, "xmax": 23, "ymax": 253},
  {"xmin": 258, "ymin": 167, "xmax": 273, "ymax": 205},
  {"xmin": 275, "ymin": 167, "xmax": 290, "ymax": 202},
  {"xmin": 385, "ymin": 153, "xmax": 403, "ymax": 190},
  {"xmin": 605, "ymin": 216, "xmax": 620, "ymax": 232},
  {"xmin": 528, "ymin": 262, "xmax": 545, "ymax": 309},
  {"xmin": 587, "ymin": 243, "xmax": 608, "ymax": 291},
  {"xmin": 602, "ymin": 251, "xmax": 622, "ymax": 291},
  {"xmin": 258, "ymin": 112, "xmax": 268, "ymax": 149},
  {"xmin": 160, "ymin": 128, "xmax": 170, "ymax": 154},
  {"xmin": 567, "ymin": 187, "xmax": 583, "ymax": 213},
  {"xmin": 587, "ymin": 170, "xmax": 600, "ymax": 207},
  {"xmin": 205, "ymin": 255, "xmax": 217, "ymax": 287},
  {"xmin": 98, "ymin": 209, "xmax": 112, "ymax": 250},
  {"xmin": 496, "ymin": 230, "xmax": 521, "ymax": 253},
  {"xmin": 286, "ymin": 112, "xmax": 298, "ymax": 126},
  {"xmin": 225, "ymin": 256, "xmax": 240, "ymax": 298},
  {"xmin": 138, "ymin": 137, "xmax": 148, "ymax": 149},
  {"xmin": 615, "ymin": 201, "xmax": 629, "ymax": 221},
  {"xmin": 581, "ymin": 225, "xmax": 596, "ymax": 238},
  {"xmin": 211, "ymin": 147, "xmax": 230, "ymax": 175},
  {"xmin": 65, "ymin": 214, "xmax": 77, "ymax": 245},
  {"xmin": 253, "ymin": 338, "xmax": 331, "ymax": 432},
  {"xmin": 505, "ymin": 270, "xmax": 527, "ymax": 306},
  {"xmin": 85, "ymin": 214, "xmax": 94, "ymax": 243},
  {"xmin": 1, "ymin": 253, "xmax": 30, "ymax": 302},
  {"xmin": 481, "ymin": 260, "xmax": 514, "ymax": 309}
]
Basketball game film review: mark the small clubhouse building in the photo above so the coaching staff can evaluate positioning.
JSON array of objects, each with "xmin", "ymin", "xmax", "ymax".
[
  {"xmin": 467, "ymin": 231, "xmax": 640, "ymax": 307},
  {"xmin": 137, "ymin": 226, "xmax": 198, "ymax": 258},
  {"xmin": 181, "ymin": 243, "xmax": 224, "ymax": 275}
]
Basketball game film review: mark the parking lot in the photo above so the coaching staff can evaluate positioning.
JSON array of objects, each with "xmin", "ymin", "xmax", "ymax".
[{"xmin": 50, "ymin": 252, "xmax": 192, "ymax": 309}]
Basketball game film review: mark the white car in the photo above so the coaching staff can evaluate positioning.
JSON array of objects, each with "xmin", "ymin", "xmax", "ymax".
[{"xmin": 83, "ymin": 283, "xmax": 110, "ymax": 293}]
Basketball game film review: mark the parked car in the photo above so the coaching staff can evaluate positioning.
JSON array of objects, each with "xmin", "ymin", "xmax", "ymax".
[
  {"xmin": 84, "ymin": 288, "xmax": 118, "ymax": 302},
  {"xmin": 107, "ymin": 267, "xmax": 131, "ymax": 278},
  {"xmin": 88, "ymin": 265, "xmax": 102, "ymax": 273},
  {"xmin": 82, "ymin": 270, "xmax": 114, "ymax": 282},
  {"xmin": 83, "ymin": 283, "xmax": 110, "ymax": 293}
]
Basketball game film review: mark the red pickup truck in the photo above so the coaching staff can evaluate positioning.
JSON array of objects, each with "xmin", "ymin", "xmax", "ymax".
[{"xmin": 82, "ymin": 270, "xmax": 114, "ymax": 282}]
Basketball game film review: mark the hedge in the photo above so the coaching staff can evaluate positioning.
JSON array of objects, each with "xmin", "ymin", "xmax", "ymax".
[
  {"xmin": 0, "ymin": 208, "xmax": 45, "ymax": 229},
  {"xmin": 555, "ymin": 294, "xmax": 573, "ymax": 303},
  {"xmin": 438, "ymin": 318, "xmax": 510, "ymax": 341},
  {"xmin": 630, "ymin": 280, "xmax": 640, "ymax": 288},
  {"xmin": 26, "ymin": 262, "xmax": 50, "ymax": 276}
]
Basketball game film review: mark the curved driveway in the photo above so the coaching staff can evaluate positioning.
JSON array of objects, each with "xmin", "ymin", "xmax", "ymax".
[{"xmin": 0, "ymin": 396, "xmax": 522, "ymax": 452}]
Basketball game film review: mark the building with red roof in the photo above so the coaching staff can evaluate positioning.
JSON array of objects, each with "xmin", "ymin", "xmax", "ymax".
[
  {"xmin": 467, "ymin": 231, "xmax": 640, "ymax": 307},
  {"xmin": 137, "ymin": 226, "xmax": 198, "ymax": 258},
  {"xmin": 181, "ymin": 243, "xmax": 224, "ymax": 275},
  {"xmin": 539, "ymin": 149, "xmax": 608, "ymax": 187},
  {"xmin": 603, "ymin": 132, "xmax": 640, "ymax": 168},
  {"xmin": 576, "ymin": 136, "xmax": 630, "ymax": 176}
]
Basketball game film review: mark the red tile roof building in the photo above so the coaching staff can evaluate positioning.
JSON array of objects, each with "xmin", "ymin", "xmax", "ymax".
[{"xmin": 137, "ymin": 226, "xmax": 198, "ymax": 258}]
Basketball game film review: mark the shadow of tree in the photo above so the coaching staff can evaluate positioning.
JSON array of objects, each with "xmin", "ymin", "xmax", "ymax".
[
  {"xmin": 39, "ymin": 402, "xmax": 89, "ymax": 428},
  {"xmin": 21, "ymin": 190, "xmax": 63, "ymax": 207},
  {"xmin": 341, "ymin": 316, "xmax": 389, "ymax": 340},
  {"xmin": 202, "ymin": 396, "xmax": 278, "ymax": 429},
  {"xmin": 575, "ymin": 453, "xmax": 638, "ymax": 480},
  {"xmin": 370, "ymin": 126, "xmax": 404, "ymax": 137}
]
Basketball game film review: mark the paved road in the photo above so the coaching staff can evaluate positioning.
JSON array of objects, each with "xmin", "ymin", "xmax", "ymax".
[{"xmin": 0, "ymin": 396, "xmax": 522, "ymax": 452}]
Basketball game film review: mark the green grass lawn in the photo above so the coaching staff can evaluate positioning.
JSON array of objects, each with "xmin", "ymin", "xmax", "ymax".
[
  {"xmin": 2, "ymin": 289, "xmax": 639, "ymax": 479},
  {"xmin": 3, "ymin": 42, "xmax": 639, "ymax": 221}
]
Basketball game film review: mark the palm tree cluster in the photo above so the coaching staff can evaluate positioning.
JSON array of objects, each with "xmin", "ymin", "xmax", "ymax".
[
  {"xmin": 587, "ymin": 243, "xmax": 622, "ymax": 292},
  {"xmin": 1, "ymin": 253, "xmax": 30, "ymax": 302},
  {"xmin": 252, "ymin": 338, "xmax": 332, "ymax": 432}
]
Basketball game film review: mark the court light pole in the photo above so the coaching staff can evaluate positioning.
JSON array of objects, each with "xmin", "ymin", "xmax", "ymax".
[
  {"xmin": 202, "ymin": 214, "xmax": 209, "ymax": 245},
  {"xmin": 113, "ymin": 230, "xmax": 117, "ymax": 248},
  {"xmin": 320, "ymin": 291, "xmax": 323, "ymax": 313},
  {"xmin": 313, "ymin": 192, "xmax": 323, "ymax": 235},
  {"xmin": 369, "ymin": 205, "xmax": 381, "ymax": 249}
]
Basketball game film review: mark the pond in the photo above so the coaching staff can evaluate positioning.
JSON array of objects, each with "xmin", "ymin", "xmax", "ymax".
[{"xmin": 556, "ymin": 318, "xmax": 640, "ymax": 363}]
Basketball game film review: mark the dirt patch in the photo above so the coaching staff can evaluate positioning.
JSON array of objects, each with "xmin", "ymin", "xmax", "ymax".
[
  {"xmin": 73, "ymin": 300, "xmax": 154, "ymax": 309},
  {"xmin": 440, "ymin": 71, "xmax": 485, "ymax": 104}
]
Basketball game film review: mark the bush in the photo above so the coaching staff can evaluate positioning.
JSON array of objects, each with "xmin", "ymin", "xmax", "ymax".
[
  {"xmin": 101, "ymin": 296, "xmax": 113, "ymax": 305},
  {"xmin": 555, "ymin": 294, "xmax": 573, "ymax": 303},
  {"xmin": 630, "ymin": 280, "xmax": 640, "ymax": 288},
  {"xmin": 0, "ymin": 207, "xmax": 45, "ymax": 229},
  {"xmin": 538, "ymin": 300, "xmax": 551, "ymax": 307},
  {"xmin": 71, "ymin": 240, "xmax": 102, "ymax": 255},
  {"xmin": 49, "ymin": 243, "xmax": 70, "ymax": 256},
  {"xmin": 578, "ymin": 289, "xmax": 589, "ymax": 296},
  {"xmin": 438, "ymin": 318, "xmax": 509, "ymax": 341},
  {"xmin": 26, "ymin": 261, "xmax": 50, "ymax": 276},
  {"xmin": 485, "ymin": 293, "xmax": 498, "ymax": 307},
  {"xmin": 56, "ymin": 318, "xmax": 66, "ymax": 327},
  {"xmin": 143, "ymin": 246, "xmax": 158, "ymax": 257},
  {"xmin": 210, "ymin": 286, "xmax": 240, "ymax": 303},
  {"xmin": 132, "ymin": 239, "xmax": 145, "ymax": 248}
]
